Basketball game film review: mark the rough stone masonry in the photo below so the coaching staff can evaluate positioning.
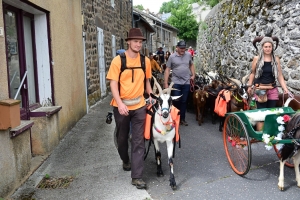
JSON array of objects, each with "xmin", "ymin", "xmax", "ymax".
[{"xmin": 196, "ymin": 0, "xmax": 300, "ymax": 94}]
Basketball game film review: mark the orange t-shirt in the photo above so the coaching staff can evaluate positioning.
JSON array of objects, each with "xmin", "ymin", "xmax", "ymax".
[
  {"xmin": 106, "ymin": 53, "xmax": 152, "ymax": 110},
  {"xmin": 150, "ymin": 59, "xmax": 161, "ymax": 72}
]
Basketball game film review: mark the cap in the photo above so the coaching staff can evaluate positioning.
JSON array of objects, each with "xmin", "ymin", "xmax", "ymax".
[
  {"xmin": 177, "ymin": 41, "xmax": 186, "ymax": 48},
  {"xmin": 116, "ymin": 49, "xmax": 126, "ymax": 55}
]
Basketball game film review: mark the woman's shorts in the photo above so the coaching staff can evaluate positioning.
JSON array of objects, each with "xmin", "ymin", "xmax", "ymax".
[{"xmin": 267, "ymin": 87, "xmax": 279, "ymax": 100}]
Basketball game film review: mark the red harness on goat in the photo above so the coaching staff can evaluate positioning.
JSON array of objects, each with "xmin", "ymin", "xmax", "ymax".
[{"xmin": 144, "ymin": 105, "xmax": 180, "ymax": 142}]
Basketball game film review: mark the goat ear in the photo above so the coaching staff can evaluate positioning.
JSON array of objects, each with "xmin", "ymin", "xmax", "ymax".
[
  {"xmin": 206, "ymin": 92, "xmax": 209, "ymax": 98},
  {"xmin": 150, "ymin": 93, "xmax": 158, "ymax": 99},
  {"xmin": 171, "ymin": 95, "xmax": 182, "ymax": 100}
]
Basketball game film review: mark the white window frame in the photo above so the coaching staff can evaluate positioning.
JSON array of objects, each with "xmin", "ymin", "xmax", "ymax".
[{"xmin": 111, "ymin": 0, "xmax": 115, "ymax": 8}]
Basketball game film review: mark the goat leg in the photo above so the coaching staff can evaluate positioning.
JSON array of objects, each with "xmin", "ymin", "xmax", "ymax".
[
  {"xmin": 169, "ymin": 158, "xmax": 176, "ymax": 190},
  {"xmin": 294, "ymin": 153, "xmax": 300, "ymax": 188},
  {"xmin": 278, "ymin": 159, "xmax": 285, "ymax": 191},
  {"xmin": 155, "ymin": 151, "xmax": 164, "ymax": 177}
]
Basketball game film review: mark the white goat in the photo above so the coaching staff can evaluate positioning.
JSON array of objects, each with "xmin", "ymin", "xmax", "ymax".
[
  {"xmin": 149, "ymin": 77, "xmax": 181, "ymax": 190},
  {"xmin": 277, "ymin": 113, "xmax": 300, "ymax": 191}
]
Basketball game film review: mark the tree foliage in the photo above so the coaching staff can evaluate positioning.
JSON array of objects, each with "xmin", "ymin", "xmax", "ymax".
[
  {"xmin": 134, "ymin": 4, "xmax": 144, "ymax": 11},
  {"xmin": 159, "ymin": 0, "xmax": 199, "ymax": 14},
  {"xmin": 205, "ymin": 0, "xmax": 220, "ymax": 7},
  {"xmin": 166, "ymin": 3, "xmax": 199, "ymax": 41},
  {"xmin": 158, "ymin": 0, "xmax": 220, "ymax": 41},
  {"xmin": 159, "ymin": 0, "xmax": 219, "ymax": 14}
]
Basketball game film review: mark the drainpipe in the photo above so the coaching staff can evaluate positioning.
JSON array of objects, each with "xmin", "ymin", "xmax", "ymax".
[
  {"xmin": 151, "ymin": 20, "xmax": 158, "ymax": 53},
  {"xmin": 150, "ymin": 33, "xmax": 155, "ymax": 53},
  {"xmin": 131, "ymin": 0, "xmax": 134, "ymax": 27},
  {"xmin": 133, "ymin": 14, "xmax": 141, "ymax": 28},
  {"xmin": 160, "ymin": 19, "xmax": 163, "ymax": 47}
]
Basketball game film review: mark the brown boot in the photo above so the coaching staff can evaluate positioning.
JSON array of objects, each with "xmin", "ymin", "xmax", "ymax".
[
  {"xmin": 131, "ymin": 178, "xmax": 147, "ymax": 189},
  {"xmin": 123, "ymin": 162, "xmax": 131, "ymax": 171},
  {"xmin": 180, "ymin": 120, "xmax": 188, "ymax": 126}
]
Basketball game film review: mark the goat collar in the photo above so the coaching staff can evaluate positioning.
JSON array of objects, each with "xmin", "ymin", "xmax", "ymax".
[
  {"xmin": 153, "ymin": 123, "xmax": 175, "ymax": 135},
  {"xmin": 232, "ymin": 93, "xmax": 242, "ymax": 102}
]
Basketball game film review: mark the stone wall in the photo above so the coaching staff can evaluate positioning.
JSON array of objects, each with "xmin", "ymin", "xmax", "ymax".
[
  {"xmin": 196, "ymin": 0, "xmax": 300, "ymax": 94},
  {"xmin": 82, "ymin": 0, "xmax": 132, "ymax": 106}
]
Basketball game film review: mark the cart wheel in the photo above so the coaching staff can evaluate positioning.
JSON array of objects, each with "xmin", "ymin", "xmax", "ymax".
[
  {"xmin": 273, "ymin": 145, "xmax": 294, "ymax": 168},
  {"xmin": 223, "ymin": 114, "xmax": 252, "ymax": 176}
]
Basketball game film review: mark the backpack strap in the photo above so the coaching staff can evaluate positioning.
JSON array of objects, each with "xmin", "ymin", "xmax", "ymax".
[
  {"xmin": 118, "ymin": 53, "xmax": 127, "ymax": 93},
  {"xmin": 140, "ymin": 54, "xmax": 146, "ymax": 93},
  {"xmin": 118, "ymin": 53, "xmax": 147, "ymax": 95}
]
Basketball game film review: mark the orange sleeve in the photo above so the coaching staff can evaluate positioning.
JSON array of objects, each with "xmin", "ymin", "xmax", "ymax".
[
  {"xmin": 106, "ymin": 56, "xmax": 121, "ymax": 81},
  {"xmin": 145, "ymin": 57, "xmax": 152, "ymax": 79}
]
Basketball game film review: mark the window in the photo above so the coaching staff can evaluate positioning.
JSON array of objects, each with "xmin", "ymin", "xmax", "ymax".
[
  {"xmin": 112, "ymin": 35, "xmax": 116, "ymax": 58},
  {"xmin": 3, "ymin": 3, "xmax": 52, "ymax": 120},
  {"xmin": 111, "ymin": 0, "xmax": 115, "ymax": 8}
]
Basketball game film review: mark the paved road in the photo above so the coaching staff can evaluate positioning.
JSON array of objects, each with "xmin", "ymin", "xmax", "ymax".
[
  {"xmin": 143, "ymin": 110, "xmax": 300, "ymax": 200},
  {"xmin": 11, "ymin": 96, "xmax": 299, "ymax": 200}
]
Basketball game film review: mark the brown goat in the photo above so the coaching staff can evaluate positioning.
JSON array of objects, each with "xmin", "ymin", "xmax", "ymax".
[
  {"xmin": 276, "ymin": 93, "xmax": 300, "ymax": 111},
  {"xmin": 193, "ymin": 88, "xmax": 208, "ymax": 126}
]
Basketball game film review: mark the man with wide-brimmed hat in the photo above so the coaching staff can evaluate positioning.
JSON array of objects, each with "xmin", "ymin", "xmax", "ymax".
[
  {"xmin": 106, "ymin": 28, "xmax": 153, "ymax": 189},
  {"xmin": 164, "ymin": 40, "xmax": 195, "ymax": 126}
]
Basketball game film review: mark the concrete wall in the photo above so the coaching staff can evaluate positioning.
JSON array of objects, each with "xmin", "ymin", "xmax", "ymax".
[
  {"xmin": 27, "ymin": 0, "xmax": 87, "ymax": 137},
  {"xmin": 196, "ymin": 0, "xmax": 300, "ymax": 94},
  {"xmin": 0, "ymin": 129, "xmax": 31, "ymax": 198}
]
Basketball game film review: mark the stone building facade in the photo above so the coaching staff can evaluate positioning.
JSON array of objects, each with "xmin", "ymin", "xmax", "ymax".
[
  {"xmin": 81, "ymin": 0, "xmax": 133, "ymax": 106},
  {"xmin": 196, "ymin": 0, "xmax": 300, "ymax": 94},
  {"xmin": 134, "ymin": 8, "xmax": 179, "ymax": 54},
  {"xmin": 133, "ymin": 10, "xmax": 156, "ymax": 56}
]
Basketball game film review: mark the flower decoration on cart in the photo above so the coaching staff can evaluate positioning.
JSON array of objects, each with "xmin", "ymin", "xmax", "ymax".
[{"xmin": 262, "ymin": 114, "xmax": 291, "ymax": 150}]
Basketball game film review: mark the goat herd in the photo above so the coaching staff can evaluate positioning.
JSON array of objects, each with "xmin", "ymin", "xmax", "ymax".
[{"xmin": 148, "ymin": 70, "xmax": 300, "ymax": 191}]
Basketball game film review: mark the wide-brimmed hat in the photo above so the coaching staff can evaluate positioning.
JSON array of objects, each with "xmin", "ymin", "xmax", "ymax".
[
  {"xmin": 177, "ymin": 41, "xmax": 186, "ymax": 48},
  {"xmin": 125, "ymin": 28, "xmax": 146, "ymax": 41},
  {"xmin": 252, "ymin": 36, "xmax": 279, "ymax": 50}
]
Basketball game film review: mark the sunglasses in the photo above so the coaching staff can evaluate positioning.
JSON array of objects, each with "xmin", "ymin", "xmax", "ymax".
[{"xmin": 178, "ymin": 47, "xmax": 186, "ymax": 49}]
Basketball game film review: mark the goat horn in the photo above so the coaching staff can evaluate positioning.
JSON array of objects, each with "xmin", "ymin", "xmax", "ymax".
[
  {"xmin": 242, "ymin": 70, "xmax": 251, "ymax": 85},
  {"xmin": 152, "ymin": 76, "xmax": 163, "ymax": 96},
  {"xmin": 168, "ymin": 82, "xmax": 174, "ymax": 95},
  {"xmin": 229, "ymin": 78, "xmax": 241, "ymax": 86},
  {"xmin": 272, "ymin": 36, "xmax": 279, "ymax": 50},
  {"xmin": 195, "ymin": 85, "xmax": 200, "ymax": 90},
  {"xmin": 252, "ymin": 36, "xmax": 264, "ymax": 51}
]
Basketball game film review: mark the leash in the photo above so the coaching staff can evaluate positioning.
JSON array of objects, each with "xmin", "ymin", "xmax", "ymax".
[
  {"xmin": 190, "ymin": 79, "xmax": 195, "ymax": 92},
  {"xmin": 282, "ymin": 92, "xmax": 300, "ymax": 107}
]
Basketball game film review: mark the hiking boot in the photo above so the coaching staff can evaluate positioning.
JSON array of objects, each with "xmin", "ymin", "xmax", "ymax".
[
  {"xmin": 131, "ymin": 178, "xmax": 147, "ymax": 189},
  {"xmin": 180, "ymin": 120, "xmax": 188, "ymax": 126},
  {"xmin": 123, "ymin": 162, "xmax": 131, "ymax": 171}
]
